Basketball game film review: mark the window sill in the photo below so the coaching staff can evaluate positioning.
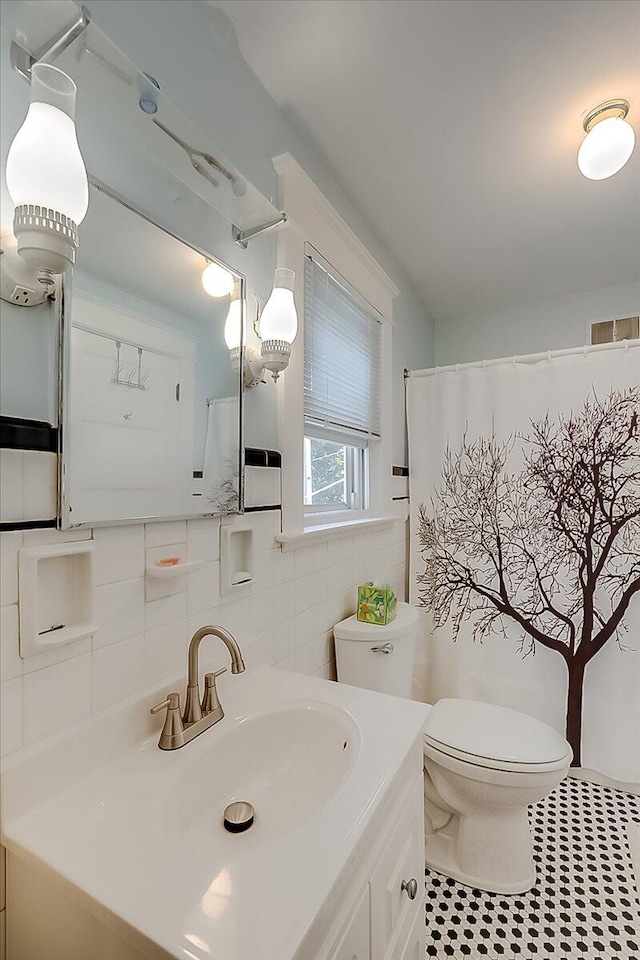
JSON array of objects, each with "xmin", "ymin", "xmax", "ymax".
[{"xmin": 275, "ymin": 515, "xmax": 401, "ymax": 552}]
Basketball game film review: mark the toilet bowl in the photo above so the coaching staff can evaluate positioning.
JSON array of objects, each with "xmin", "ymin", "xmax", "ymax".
[{"xmin": 423, "ymin": 698, "xmax": 572, "ymax": 894}]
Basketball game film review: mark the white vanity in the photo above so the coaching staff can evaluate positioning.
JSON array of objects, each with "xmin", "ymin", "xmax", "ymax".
[{"xmin": 1, "ymin": 666, "xmax": 429, "ymax": 960}]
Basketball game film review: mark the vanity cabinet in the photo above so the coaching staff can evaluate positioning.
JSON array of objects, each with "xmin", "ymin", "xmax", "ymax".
[
  {"xmin": 316, "ymin": 750, "xmax": 425, "ymax": 960},
  {"xmin": 328, "ymin": 886, "xmax": 371, "ymax": 960}
]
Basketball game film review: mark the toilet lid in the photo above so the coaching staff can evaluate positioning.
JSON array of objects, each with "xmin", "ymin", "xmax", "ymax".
[{"xmin": 424, "ymin": 699, "xmax": 570, "ymax": 769}]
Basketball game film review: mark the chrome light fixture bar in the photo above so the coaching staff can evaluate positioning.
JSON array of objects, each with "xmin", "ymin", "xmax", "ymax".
[
  {"xmin": 10, "ymin": 5, "xmax": 92, "ymax": 82},
  {"xmin": 232, "ymin": 213, "xmax": 288, "ymax": 249}
]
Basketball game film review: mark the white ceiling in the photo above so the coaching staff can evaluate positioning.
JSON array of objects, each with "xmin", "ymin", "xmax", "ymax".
[{"xmin": 216, "ymin": 0, "xmax": 640, "ymax": 320}]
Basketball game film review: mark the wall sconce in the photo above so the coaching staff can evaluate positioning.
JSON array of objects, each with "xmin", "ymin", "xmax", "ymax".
[
  {"xmin": 6, "ymin": 63, "xmax": 89, "ymax": 287},
  {"xmin": 202, "ymin": 259, "xmax": 235, "ymax": 298},
  {"xmin": 578, "ymin": 99, "xmax": 635, "ymax": 180},
  {"xmin": 226, "ymin": 269, "xmax": 298, "ymax": 387},
  {"xmin": 245, "ymin": 268, "xmax": 298, "ymax": 386}
]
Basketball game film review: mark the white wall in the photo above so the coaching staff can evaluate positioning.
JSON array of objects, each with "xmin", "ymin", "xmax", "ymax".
[
  {"xmin": 435, "ymin": 279, "xmax": 640, "ymax": 366},
  {"xmin": 0, "ymin": 298, "xmax": 59, "ymax": 424},
  {"xmin": 0, "ymin": 514, "xmax": 408, "ymax": 758}
]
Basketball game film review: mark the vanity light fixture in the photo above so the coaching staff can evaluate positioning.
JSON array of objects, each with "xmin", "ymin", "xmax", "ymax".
[
  {"xmin": 6, "ymin": 63, "xmax": 89, "ymax": 286},
  {"xmin": 227, "ymin": 269, "xmax": 299, "ymax": 386},
  {"xmin": 202, "ymin": 259, "xmax": 235, "ymax": 298},
  {"xmin": 578, "ymin": 99, "xmax": 635, "ymax": 180},
  {"xmin": 257, "ymin": 268, "xmax": 298, "ymax": 381}
]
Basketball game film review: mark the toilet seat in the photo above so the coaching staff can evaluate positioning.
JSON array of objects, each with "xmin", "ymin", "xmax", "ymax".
[{"xmin": 424, "ymin": 698, "xmax": 572, "ymax": 774}]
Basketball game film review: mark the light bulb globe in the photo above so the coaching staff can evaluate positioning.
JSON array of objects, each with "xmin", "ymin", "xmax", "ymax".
[
  {"xmin": 578, "ymin": 116, "xmax": 635, "ymax": 180},
  {"xmin": 202, "ymin": 261, "xmax": 235, "ymax": 298},
  {"xmin": 6, "ymin": 64, "xmax": 88, "ymax": 275},
  {"xmin": 259, "ymin": 268, "xmax": 298, "ymax": 343}
]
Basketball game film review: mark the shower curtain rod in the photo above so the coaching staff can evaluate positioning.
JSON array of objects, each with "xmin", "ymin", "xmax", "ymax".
[{"xmin": 404, "ymin": 338, "xmax": 638, "ymax": 379}]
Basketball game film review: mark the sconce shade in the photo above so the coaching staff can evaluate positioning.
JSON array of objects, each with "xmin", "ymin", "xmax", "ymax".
[
  {"xmin": 6, "ymin": 64, "xmax": 88, "ymax": 224},
  {"xmin": 224, "ymin": 297, "xmax": 243, "ymax": 351},
  {"xmin": 259, "ymin": 268, "xmax": 298, "ymax": 344},
  {"xmin": 6, "ymin": 64, "xmax": 88, "ymax": 277},
  {"xmin": 202, "ymin": 261, "xmax": 235, "ymax": 298}
]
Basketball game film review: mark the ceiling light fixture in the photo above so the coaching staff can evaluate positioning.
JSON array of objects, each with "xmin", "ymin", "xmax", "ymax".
[
  {"xmin": 577, "ymin": 99, "xmax": 635, "ymax": 181},
  {"xmin": 202, "ymin": 260, "xmax": 235, "ymax": 298},
  {"xmin": 6, "ymin": 63, "xmax": 89, "ymax": 285}
]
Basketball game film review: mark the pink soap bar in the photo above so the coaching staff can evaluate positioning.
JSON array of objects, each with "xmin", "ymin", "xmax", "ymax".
[{"xmin": 157, "ymin": 556, "xmax": 181, "ymax": 567}]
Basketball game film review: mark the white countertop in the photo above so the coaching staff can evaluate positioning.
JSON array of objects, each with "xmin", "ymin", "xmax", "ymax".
[{"xmin": 1, "ymin": 666, "xmax": 430, "ymax": 960}]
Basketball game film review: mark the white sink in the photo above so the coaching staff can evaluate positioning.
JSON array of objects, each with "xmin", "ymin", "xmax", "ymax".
[
  {"xmin": 2, "ymin": 666, "xmax": 429, "ymax": 960},
  {"xmin": 169, "ymin": 700, "xmax": 361, "ymax": 843}
]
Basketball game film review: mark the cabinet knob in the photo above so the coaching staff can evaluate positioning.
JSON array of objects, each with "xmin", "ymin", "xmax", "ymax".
[{"xmin": 401, "ymin": 877, "xmax": 418, "ymax": 900}]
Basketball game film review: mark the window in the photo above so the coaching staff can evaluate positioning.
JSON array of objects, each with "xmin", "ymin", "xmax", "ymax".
[
  {"xmin": 303, "ymin": 436, "xmax": 367, "ymax": 511},
  {"xmin": 303, "ymin": 250, "xmax": 382, "ymax": 514}
]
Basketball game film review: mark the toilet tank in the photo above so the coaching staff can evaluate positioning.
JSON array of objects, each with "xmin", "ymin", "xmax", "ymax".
[{"xmin": 333, "ymin": 602, "xmax": 418, "ymax": 698}]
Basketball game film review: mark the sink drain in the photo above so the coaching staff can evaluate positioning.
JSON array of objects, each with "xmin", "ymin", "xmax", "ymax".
[{"xmin": 223, "ymin": 801, "xmax": 255, "ymax": 833}]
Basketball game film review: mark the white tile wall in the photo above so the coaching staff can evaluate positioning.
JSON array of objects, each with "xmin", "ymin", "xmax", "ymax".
[
  {"xmin": 0, "ymin": 508, "xmax": 408, "ymax": 759},
  {"xmin": 0, "ymin": 450, "xmax": 57, "ymax": 524}
]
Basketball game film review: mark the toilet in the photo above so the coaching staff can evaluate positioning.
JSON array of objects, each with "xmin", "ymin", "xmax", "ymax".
[
  {"xmin": 334, "ymin": 605, "xmax": 572, "ymax": 895},
  {"xmin": 423, "ymin": 698, "xmax": 572, "ymax": 894}
]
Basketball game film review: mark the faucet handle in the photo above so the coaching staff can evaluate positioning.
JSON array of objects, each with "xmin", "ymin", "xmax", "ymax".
[
  {"xmin": 150, "ymin": 693, "xmax": 185, "ymax": 750},
  {"xmin": 202, "ymin": 669, "xmax": 227, "ymax": 714},
  {"xmin": 150, "ymin": 692, "xmax": 180, "ymax": 715}
]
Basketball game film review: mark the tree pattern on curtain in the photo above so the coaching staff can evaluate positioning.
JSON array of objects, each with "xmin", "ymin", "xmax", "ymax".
[{"xmin": 416, "ymin": 388, "xmax": 640, "ymax": 765}]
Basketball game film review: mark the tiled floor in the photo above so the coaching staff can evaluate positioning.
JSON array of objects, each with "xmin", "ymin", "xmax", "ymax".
[{"xmin": 425, "ymin": 778, "xmax": 640, "ymax": 959}]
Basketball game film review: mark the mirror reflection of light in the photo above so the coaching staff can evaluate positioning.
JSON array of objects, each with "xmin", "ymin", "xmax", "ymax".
[
  {"xmin": 202, "ymin": 260, "xmax": 235, "ymax": 298},
  {"xmin": 201, "ymin": 868, "xmax": 232, "ymax": 919},
  {"xmin": 224, "ymin": 297, "xmax": 243, "ymax": 350},
  {"xmin": 185, "ymin": 932, "xmax": 211, "ymax": 954}
]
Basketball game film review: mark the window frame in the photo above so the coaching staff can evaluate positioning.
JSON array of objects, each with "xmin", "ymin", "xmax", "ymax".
[{"xmin": 271, "ymin": 153, "xmax": 397, "ymax": 540}]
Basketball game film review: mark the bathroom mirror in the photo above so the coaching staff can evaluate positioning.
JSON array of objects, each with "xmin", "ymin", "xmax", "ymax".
[{"xmin": 61, "ymin": 181, "xmax": 244, "ymax": 527}]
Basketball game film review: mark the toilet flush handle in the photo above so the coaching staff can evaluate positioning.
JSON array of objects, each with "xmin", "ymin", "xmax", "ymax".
[{"xmin": 370, "ymin": 642, "xmax": 394, "ymax": 654}]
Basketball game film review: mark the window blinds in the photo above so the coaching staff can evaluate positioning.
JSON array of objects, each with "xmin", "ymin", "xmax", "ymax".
[{"xmin": 303, "ymin": 253, "xmax": 382, "ymax": 445}]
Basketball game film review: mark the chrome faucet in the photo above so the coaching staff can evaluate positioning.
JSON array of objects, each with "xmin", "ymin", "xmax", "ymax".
[{"xmin": 150, "ymin": 625, "xmax": 246, "ymax": 750}]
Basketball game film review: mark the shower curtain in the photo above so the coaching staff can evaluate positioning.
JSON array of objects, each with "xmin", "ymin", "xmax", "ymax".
[
  {"xmin": 407, "ymin": 342, "xmax": 639, "ymax": 783},
  {"xmin": 203, "ymin": 396, "xmax": 240, "ymax": 514}
]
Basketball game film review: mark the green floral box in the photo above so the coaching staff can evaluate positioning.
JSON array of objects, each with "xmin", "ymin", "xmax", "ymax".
[{"xmin": 357, "ymin": 582, "xmax": 397, "ymax": 625}]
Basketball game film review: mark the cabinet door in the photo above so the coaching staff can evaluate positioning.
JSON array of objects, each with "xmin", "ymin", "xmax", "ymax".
[
  {"xmin": 398, "ymin": 906, "xmax": 425, "ymax": 960},
  {"xmin": 327, "ymin": 884, "xmax": 371, "ymax": 960},
  {"xmin": 370, "ymin": 778, "xmax": 424, "ymax": 960}
]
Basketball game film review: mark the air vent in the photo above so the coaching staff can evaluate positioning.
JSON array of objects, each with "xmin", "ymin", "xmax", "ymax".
[{"xmin": 591, "ymin": 316, "xmax": 639, "ymax": 345}]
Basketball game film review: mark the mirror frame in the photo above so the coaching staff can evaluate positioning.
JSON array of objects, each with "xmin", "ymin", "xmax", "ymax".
[{"xmin": 58, "ymin": 177, "xmax": 245, "ymax": 529}]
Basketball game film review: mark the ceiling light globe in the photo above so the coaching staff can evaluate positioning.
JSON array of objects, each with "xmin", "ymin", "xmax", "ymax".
[
  {"xmin": 259, "ymin": 268, "xmax": 298, "ymax": 344},
  {"xmin": 6, "ymin": 64, "xmax": 88, "ymax": 225},
  {"xmin": 202, "ymin": 261, "xmax": 235, "ymax": 298},
  {"xmin": 224, "ymin": 298, "xmax": 243, "ymax": 351},
  {"xmin": 578, "ymin": 116, "xmax": 635, "ymax": 181}
]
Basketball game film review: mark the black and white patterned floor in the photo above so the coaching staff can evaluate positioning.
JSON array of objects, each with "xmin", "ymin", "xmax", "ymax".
[{"xmin": 425, "ymin": 778, "xmax": 640, "ymax": 959}]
